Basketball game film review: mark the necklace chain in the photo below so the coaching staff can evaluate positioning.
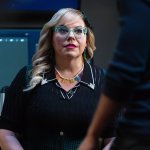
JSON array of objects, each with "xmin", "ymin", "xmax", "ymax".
[{"xmin": 55, "ymin": 64, "xmax": 84, "ymax": 84}]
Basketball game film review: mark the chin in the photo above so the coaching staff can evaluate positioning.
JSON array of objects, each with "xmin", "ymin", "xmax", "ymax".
[{"xmin": 65, "ymin": 53, "xmax": 80, "ymax": 59}]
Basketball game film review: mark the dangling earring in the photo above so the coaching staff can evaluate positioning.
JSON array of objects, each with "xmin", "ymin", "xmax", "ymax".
[{"xmin": 83, "ymin": 48, "xmax": 87, "ymax": 60}]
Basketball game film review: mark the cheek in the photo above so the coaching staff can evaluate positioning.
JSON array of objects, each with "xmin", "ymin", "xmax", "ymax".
[
  {"xmin": 79, "ymin": 39, "xmax": 87, "ymax": 52},
  {"xmin": 52, "ymin": 35, "xmax": 64, "ymax": 49}
]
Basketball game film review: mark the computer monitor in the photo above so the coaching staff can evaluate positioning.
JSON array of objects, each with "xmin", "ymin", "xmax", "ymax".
[{"xmin": 0, "ymin": 29, "xmax": 40, "ymax": 89}]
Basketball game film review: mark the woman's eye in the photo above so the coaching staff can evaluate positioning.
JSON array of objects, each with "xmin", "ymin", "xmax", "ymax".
[
  {"xmin": 59, "ymin": 28, "xmax": 68, "ymax": 34},
  {"xmin": 74, "ymin": 29, "xmax": 83, "ymax": 34}
]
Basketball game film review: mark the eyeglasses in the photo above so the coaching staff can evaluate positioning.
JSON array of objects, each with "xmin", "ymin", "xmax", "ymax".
[{"xmin": 53, "ymin": 26, "xmax": 87, "ymax": 39}]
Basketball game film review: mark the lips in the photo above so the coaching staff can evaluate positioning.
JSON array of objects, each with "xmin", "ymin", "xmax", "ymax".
[{"xmin": 65, "ymin": 44, "xmax": 77, "ymax": 49}]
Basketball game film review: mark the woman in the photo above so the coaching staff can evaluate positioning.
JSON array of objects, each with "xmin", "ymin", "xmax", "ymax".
[{"xmin": 0, "ymin": 8, "xmax": 111, "ymax": 150}]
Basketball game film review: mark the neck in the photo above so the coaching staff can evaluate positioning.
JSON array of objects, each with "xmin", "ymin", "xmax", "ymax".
[
  {"xmin": 55, "ymin": 57, "xmax": 84, "ymax": 77},
  {"xmin": 55, "ymin": 64, "xmax": 84, "ymax": 84},
  {"xmin": 55, "ymin": 56, "xmax": 84, "ymax": 71}
]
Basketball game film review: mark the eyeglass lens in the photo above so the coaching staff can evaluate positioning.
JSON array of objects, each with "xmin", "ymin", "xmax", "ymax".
[{"xmin": 54, "ymin": 26, "xmax": 87, "ymax": 38}]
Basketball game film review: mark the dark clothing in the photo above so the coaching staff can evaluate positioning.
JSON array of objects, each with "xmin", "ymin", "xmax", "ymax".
[
  {"xmin": 0, "ymin": 61, "xmax": 106, "ymax": 150},
  {"xmin": 103, "ymin": 0, "xmax": 150, "ymax": 140},
  {"xmin": 110, "ymin": 130, "xmax": 150, "ymax": 150}
]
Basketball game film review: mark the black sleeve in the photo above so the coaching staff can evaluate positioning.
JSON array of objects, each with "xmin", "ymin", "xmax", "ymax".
[{"xmin": 0, "ymin": 66, "xmax": 27, "ymax": 134}]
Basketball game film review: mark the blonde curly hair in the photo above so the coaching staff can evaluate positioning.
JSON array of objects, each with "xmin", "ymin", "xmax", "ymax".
[{"xmin": 24, "ymin": 8, "xmax": 96, "ymax": 91}]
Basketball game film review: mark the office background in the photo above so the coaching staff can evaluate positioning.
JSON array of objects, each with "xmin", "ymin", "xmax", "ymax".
[{"xmin": 0, "ymin": 0, "xmax": 119, "ymax": 90}]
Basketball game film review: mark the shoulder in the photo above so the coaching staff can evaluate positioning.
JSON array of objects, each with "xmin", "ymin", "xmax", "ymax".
[
  {"xmin": 91, "ymin": 64, "xmax": 106, "ymax": 88},
  {"xmin": 84, "ymin": 61, "xmax": 106, "ymax": 85},
  {"xmin": 13, "ymin": 65, "xmax": 33, "ymax": 87},
  {"xmin": 12, "ymin": 66, "xmax": 27, "ymax": 83},
  {"xmin": 6, "ymin": 66, "xmax": 28, "ymax": 94},
  {"xmin": 16, "ymin": 65, "xmax": 32, "ymax": 83},
  {"xmin": 91, "ymin": 63, "xmax": 106, "ymax": 78}
]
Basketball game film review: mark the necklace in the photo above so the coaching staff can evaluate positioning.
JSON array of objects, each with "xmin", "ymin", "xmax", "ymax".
[{"xmin": 55, "ymin": 64, "xmax": 84, "ymax": 84}]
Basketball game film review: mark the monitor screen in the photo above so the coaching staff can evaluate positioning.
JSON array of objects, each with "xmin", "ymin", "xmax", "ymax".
[{"xmin": 0, "ymin": 29, "xmax": 40, "ymax": 89}]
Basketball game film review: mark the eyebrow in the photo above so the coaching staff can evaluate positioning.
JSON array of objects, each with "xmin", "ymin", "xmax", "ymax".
[{"xmin": 57, "ymin": 25, "xmax": 85, "ymax": 28}]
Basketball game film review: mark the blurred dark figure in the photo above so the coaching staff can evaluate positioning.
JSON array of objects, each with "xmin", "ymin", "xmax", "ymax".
[{"xmin": 78, "ymin": 0, "xmax": 150, "ymax": 149}]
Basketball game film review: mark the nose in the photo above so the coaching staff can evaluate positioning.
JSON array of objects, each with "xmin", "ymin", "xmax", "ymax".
[{"xmin": 67, "ymin": 30, "xmax": 75, "ymax": 38}]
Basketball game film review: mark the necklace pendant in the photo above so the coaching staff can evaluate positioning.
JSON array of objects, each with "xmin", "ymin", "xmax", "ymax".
[
  {"xmin": 55, "ymin": 65, "xmax": 84, "ymax": 85},
  {"xmin": 70, "ymin": 79, "xmax": 75, "ymax": 83}
]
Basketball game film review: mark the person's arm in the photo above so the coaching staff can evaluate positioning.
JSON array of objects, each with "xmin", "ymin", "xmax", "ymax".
[
  {"xmin": 0, "ymin": 129, "xmax": 23, "ymax": 150},
  {"xmin": 78, "ymin": 94, "xmax": 121, "ymax": 150}
]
